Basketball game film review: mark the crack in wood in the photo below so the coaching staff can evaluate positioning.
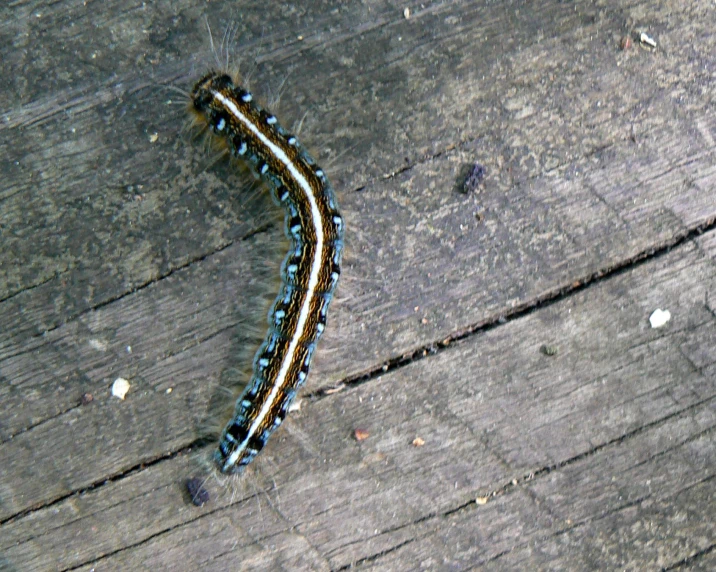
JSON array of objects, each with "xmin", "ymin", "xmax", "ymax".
[
  {"xmin": 308, "ymin": 216, "xmax": 716, "ymax": 401},
  {"xmin": 661, "ymin": 542, "xmax": 715, "ymax": 571},
  {"xmin": 324, "ymin": 397, "xmax": 714, "ymax": 569}
]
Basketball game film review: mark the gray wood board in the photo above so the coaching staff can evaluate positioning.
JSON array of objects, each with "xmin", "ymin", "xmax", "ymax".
[
  {"xmin": 0, "ymin": 0, "xmax": 714, "ymax": 570},
  {"xmin": 2, "ymin": 230, "xmax": 713, "ymax": 571}
]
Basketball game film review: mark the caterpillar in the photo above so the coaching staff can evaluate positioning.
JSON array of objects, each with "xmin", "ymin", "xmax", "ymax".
[{"xmin": 190, "ymin": 71, "xmax": 344, "ymax": 473}]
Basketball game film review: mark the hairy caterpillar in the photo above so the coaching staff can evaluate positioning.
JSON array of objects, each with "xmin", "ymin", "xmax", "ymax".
[{"xmin": 190, "ymin": 71, "xmax": 344, "ymax": 473}]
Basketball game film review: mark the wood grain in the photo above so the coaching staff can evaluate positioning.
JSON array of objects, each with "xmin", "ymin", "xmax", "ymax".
[{"xmin": 0, "ymin": 0, "xmax": 714, "ymax": 570}]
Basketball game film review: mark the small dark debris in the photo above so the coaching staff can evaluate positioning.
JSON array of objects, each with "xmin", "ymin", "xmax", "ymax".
[
  {"xmin": 540, "ymin": 344, "xmax": 559, "ymax": 356},
  {"xmin": 80, "ymin": 392, "xmax": 93, "ymax": 405},
  {"xmin": 186, "ymin": 477, "xmax": 210, "ymax": 507},
  {"xmin": 461, "ymin": 163, "xmax": 485, "ymax": 193}
]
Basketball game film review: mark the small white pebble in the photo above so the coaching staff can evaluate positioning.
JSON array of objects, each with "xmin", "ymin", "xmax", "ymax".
[
  {"xmin": 111, "ymin": 378, "xmax": 131, "ymax": 400},
  {"xmin": 166, "ymin": 387, "xmax": 173, "ymax": 394},
  {"xmin": 403, "ymin": 7, "xmax": 410, "ymax": 19},
  {"xmin": 639, "ymin": 32, "xmax": 657, "ymax": 48},
  {"xmin": 649, "ymin": 308, "xmax": 671, "ymax": 328}
]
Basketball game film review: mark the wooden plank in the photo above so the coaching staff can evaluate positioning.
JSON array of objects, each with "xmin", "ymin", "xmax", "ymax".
[
  {"xmin": 0, "ymin": 0, "xmax": 714, "ymax": 569},
  {"xmin": 2, "ymin": 0, "xmax": 714, "ymax": 369},
  {"xmin": 0, "ymin": 234, "xmax": 272, "ymax": 438},
  {"xmin": 2, "ymin": 234, "xmax": 713, "ymax": 570},
  {"xmin": 360, "ymin": 414, "xmax": 714, "ymax": 571},
  {"xmin": 1, "ymin": 0, "xmax": 714, "ymax": 437}
]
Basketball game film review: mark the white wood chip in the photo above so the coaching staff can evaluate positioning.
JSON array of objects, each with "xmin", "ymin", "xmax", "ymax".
[
  {"xmin": 111, "ymin": 378, "xmax": 131, "ymax": 399},
  {"xmin": 649, "ymin": 308, "xmax": 671, "ymax": 328}
]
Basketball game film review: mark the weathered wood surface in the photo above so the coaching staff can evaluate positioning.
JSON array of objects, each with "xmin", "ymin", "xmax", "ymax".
[{"xmin": 1, "ymin": 0, "xmax": 714, "ymax": 570}]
